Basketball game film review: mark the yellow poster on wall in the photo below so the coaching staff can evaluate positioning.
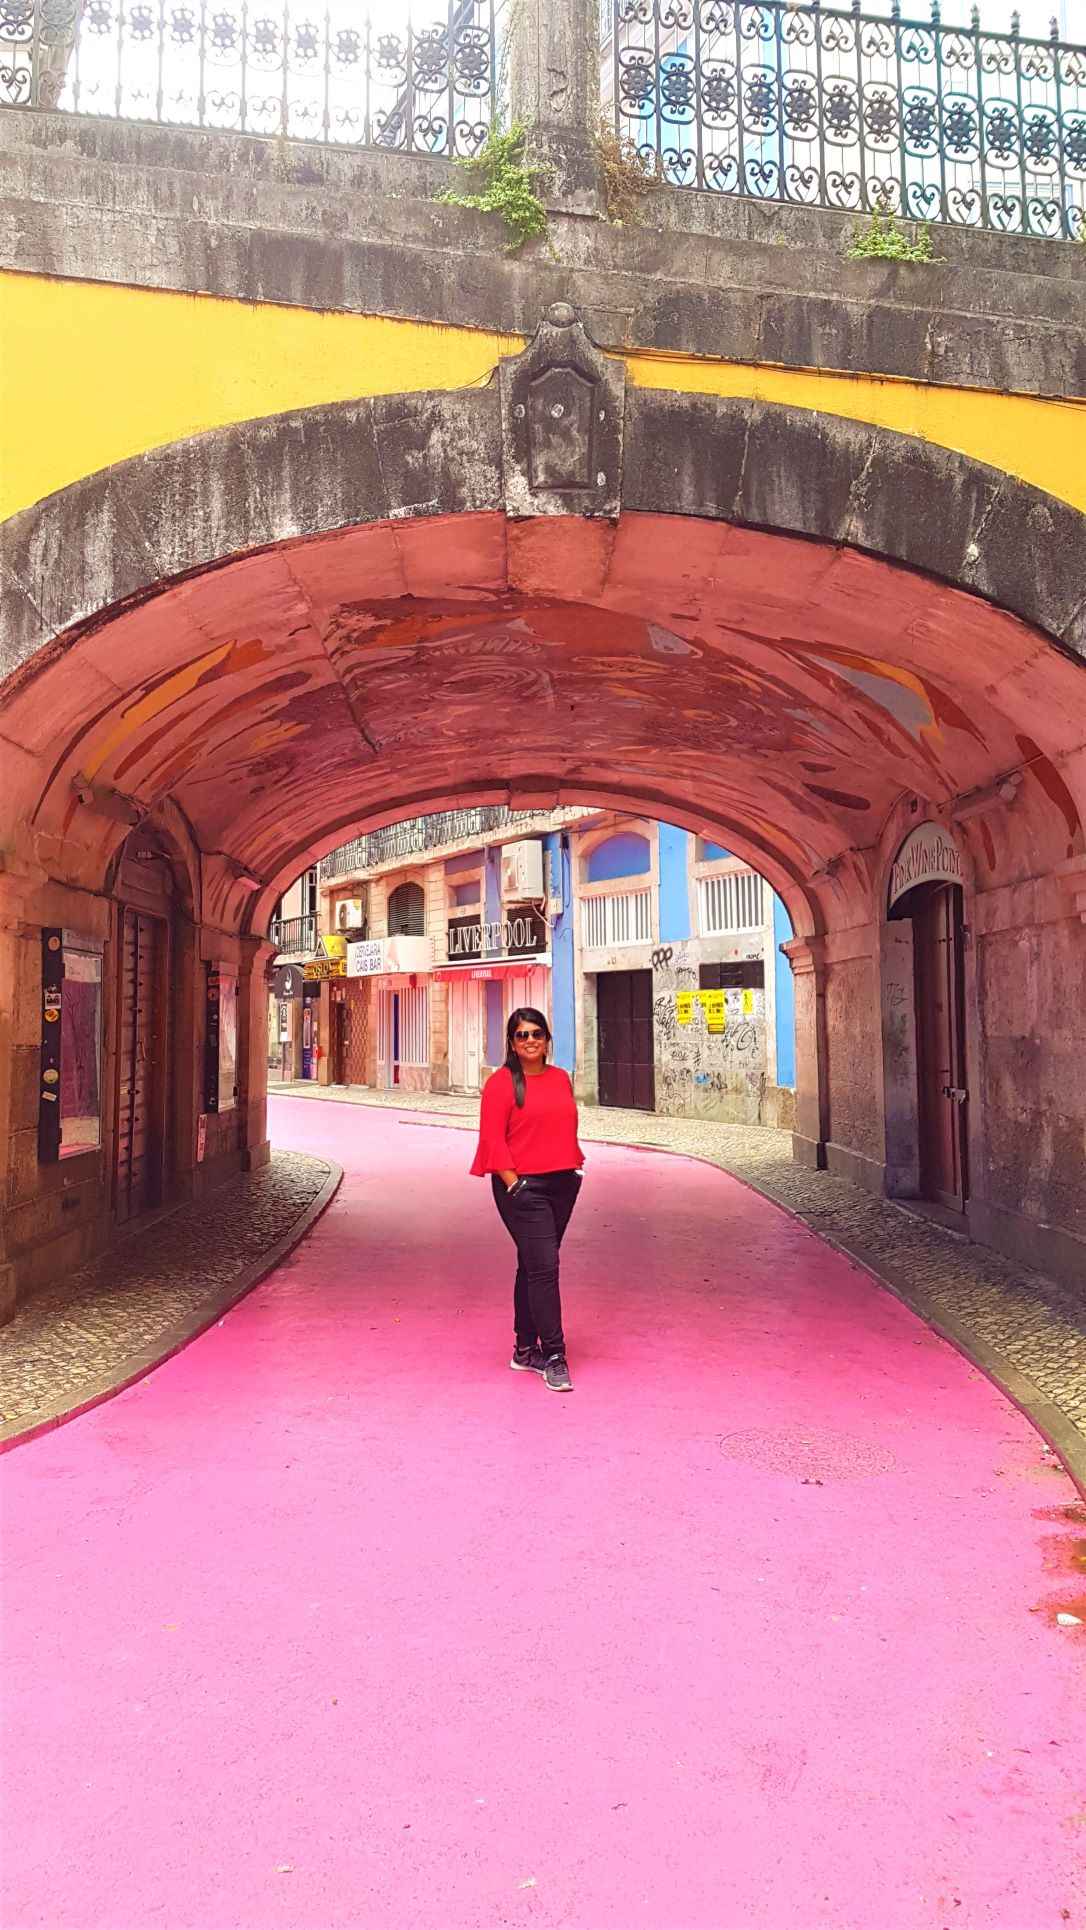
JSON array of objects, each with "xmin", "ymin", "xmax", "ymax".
[
  {"xmin": 701, "ymin": 989, "xmax": 726, "ymax": 1032},
  {"xmin": 742, "ymin": 988, "xmax": 754, "ymax": 1015},
  {"xmin": 676, "ymin": 992, "xmax": 694, "ymax": 1025}
]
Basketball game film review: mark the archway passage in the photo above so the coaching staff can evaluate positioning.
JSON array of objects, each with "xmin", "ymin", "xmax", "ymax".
[
  {"xmin": 6, "ymin": 509, "xmax": 1083, "ymax": 917},
  {"xmin": 1, "ymin": 375, "xmax": 1084, "ymax": 1302}
]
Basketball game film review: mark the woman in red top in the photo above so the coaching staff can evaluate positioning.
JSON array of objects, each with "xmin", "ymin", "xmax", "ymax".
[{"xmin": 471, "ymin": 1007, "xmax": 584, "ymax": 1392}]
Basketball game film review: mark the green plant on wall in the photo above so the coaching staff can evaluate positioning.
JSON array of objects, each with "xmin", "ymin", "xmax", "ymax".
[
  {"xmin": 595, "ymin": 123, "xmax": 662, "ymax": 224},
  {"xmin": 437, "ymin": 123, "xmax": 548, "ymax": 253},
  {"xmin": 846, "ymin": 211, "xmax": 938, "ymax": 263}
]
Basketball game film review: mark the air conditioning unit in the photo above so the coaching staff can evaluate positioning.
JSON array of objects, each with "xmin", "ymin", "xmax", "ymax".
[
  {"xmin": 500, "ymin": 840, "xmax": 545, "ymax": 901},
  {"xmin": 335, "ymin": 898, "xmax": 365, "ymax": 932}
]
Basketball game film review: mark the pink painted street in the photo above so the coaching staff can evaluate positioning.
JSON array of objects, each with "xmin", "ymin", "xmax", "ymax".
[{"xmin": 2, "ymin": 1096, "xmax": 1084, "ymax": 1930}]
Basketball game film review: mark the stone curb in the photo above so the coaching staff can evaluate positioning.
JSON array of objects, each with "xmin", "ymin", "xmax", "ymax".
[
  {"xmin": 0, "ymin": 1158, "xmax": 344, "ymax": 1456},
  {"xmin": 381, "ymin": 1102, "xmax": 1086, "ymax": 1502}
]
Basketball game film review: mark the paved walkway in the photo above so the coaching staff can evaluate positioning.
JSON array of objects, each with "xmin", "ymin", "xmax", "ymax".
[
  {"xmin": 271, "ymin": 1081, "xmax": 1086, "ymax": 1487},
  {"xmin": 2, "ymin": 1099, "xmax": 1084, "ymax": 1930},
  {"xmin": 0, "ymin": 1150, "xmax": 337, "ymax": 1445}
]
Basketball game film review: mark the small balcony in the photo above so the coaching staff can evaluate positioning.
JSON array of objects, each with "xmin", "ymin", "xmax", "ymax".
[
  {"xmin": 320, "ymin": 805, "xmax": 587, "ymax": 881},
  {"xmin": 269, "ymin": 913, "xmax": 317, "ymax": 958}
]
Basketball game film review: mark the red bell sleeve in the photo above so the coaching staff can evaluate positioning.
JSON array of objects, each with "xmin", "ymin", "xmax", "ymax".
[{"xmin": 470, "ymin": 1068, "xmax": 517, "ymax": 1176}]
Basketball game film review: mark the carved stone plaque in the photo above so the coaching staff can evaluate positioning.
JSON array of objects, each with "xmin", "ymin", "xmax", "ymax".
[{"xmin": 499, "ymin": 303, "xmax": 625, "ymax": 520}]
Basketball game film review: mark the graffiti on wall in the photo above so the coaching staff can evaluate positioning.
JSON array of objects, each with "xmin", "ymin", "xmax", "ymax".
[{"xmin": 650, "ymin": 942, "xmax": 766, "ymax": 1124}]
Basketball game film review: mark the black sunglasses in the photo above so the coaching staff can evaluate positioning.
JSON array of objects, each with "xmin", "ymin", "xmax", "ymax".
[{"xmin": 513, "ymin": 1028, "xmax": 546, "ymax": 1041}]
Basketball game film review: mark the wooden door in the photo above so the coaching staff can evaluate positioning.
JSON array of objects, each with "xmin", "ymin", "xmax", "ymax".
[
  {"xmin": 448, "ymin": 978, "xmax": 466, "ymax": 1091},
  {"xmin": 597, "ymin": 969, "xmax": 655, "ymax": 1111},
  {"xmin": 448, "ymin": 980, "xmax": 485, "ymax": 1092},
  {"xmin": 115, "ymin": 909, "xmax": 166, "ymax": 1223},
  {"xmin": 464, "ymin": 980, "xmax": 482, "ymax": 1092},
  {"xmin": 376, "ymin": 989, "xmax": 393, "ymax": 1089},
  {"xmin": 914, "ymin": 883, "xmax": 968, "ymax": 1209},
  {"xmin": 330, "ymin": 994, "xmax": 348, "ymax": 1084}
]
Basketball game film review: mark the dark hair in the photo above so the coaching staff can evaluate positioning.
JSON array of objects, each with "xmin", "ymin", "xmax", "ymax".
[{"xmin": 504, "ymin": 1007, "xmax": 552, "ymax": 1107}]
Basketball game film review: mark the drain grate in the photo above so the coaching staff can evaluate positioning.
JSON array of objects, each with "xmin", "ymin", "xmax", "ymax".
[{"xmin": 718, "ymin": 1425, "xmax": 898, "ymax": 1482}]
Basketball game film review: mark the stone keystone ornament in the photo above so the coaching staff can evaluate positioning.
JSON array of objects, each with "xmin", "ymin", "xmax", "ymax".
[{"xmin": 498, "ymin": 303, "xmax": 625, "ymax": 521}]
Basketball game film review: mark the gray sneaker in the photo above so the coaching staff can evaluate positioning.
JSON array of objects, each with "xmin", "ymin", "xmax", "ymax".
[
  {"xmin": 510, "ymin": 1345, "xmax": 545, "ymax": 1373},
  {"xmin": 543, "ymin": 1354, "xmax": 573, "ymax": 1393}
]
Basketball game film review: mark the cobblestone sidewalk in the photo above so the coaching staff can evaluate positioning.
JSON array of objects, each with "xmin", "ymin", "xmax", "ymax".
[
  {"xmin": 0, "ymin": 1151, "xmax": 337, "ymax": 1445},
  {"xmin": 271, "ymin": 1080, "xmax": 1086, "ymax": 1488}
]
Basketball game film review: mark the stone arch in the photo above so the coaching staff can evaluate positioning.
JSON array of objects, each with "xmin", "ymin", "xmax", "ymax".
[
  {"xmin": 3, "ymin": 361, "xmax": 1085, "ymax": 1300},
  {"xmin": 3, "ymin": 379, "xmax": 1085, "ymax": 682}
]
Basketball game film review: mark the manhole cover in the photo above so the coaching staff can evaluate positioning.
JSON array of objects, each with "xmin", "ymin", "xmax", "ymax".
[{"xmin": 718, "ymin": 1425, "xmax": 897, "ymax": 1482}]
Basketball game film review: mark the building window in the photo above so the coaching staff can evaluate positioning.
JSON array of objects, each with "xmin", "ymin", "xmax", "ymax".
[
  {"xmin": 582, "ymin": 889, "xmax": 652, "ymax": 950},
  {"xmin": 388, "ymin": 881, "xmax": 425, "ymax": 936},
  {"xmin": 399, "ymin": 985, "xmax": 429, "ymax": 1067},
  {"xmin": 698, "ymin": 871, "xmax": 763, "ymax": 936},
  {"xmin": 700, "ymin": 961, "xmax": 765, "ymax": 992},
  {"xmin": 452, "ymin": 880, "xmax": 481, "ymax": 909},
  {"xmin": 585, "ymin": 832, "xmax": 651, "ymax": 883}
]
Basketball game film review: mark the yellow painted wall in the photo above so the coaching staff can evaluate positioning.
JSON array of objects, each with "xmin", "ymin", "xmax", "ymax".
[{"xmin": 2, "ymin": 268, "xmax": 1084, "ymax": 524}]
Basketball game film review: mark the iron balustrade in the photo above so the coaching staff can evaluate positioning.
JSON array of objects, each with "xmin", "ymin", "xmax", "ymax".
[
  {"xmin": 603, "ymin": 1, "xmax": 1085, "ymax": 240},
  {"xmin": 1, "ymin": 0, "xmax": 505, "ymax": 155},
  {"xmin": 268, "ymin": 911, "xmax": 317, "ymax": 955},
  {"xmin": 319, "ymin": 807, "xmax": 562, "ymax": 878}
]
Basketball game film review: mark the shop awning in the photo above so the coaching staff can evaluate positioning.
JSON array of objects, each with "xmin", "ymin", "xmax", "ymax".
[{"xmin": 432, "ymin": 955, "xmax": 551, "ymax": 984}]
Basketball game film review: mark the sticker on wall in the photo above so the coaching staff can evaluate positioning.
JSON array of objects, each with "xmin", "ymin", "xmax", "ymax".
[{"xmin": 742, "ymin": 988, "xmax": 754, "ymax": 1015}]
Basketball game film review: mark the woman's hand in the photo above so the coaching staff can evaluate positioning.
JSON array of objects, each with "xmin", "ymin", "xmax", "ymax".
[{"xmin": 499, "ymin": 1169, "xmax": 519, "ymax": 1191}]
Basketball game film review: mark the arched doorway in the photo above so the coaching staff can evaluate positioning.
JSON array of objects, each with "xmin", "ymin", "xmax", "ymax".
[{"xmin": 887, "ymin": 823, "xmax": 969, "ymax": 1216}]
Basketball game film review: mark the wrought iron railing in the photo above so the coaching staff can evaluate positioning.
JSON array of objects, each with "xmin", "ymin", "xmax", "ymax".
[
  {"xmin": 268, "ymin": 911, "xmax": 317, "ymax": 955},
  {"xmin": 1, "ymin": 1, "xmax": 505, "ymax": 154},
  {"xmin": 321, "ymin": 807, "xmax": 538, "ymax": 879},
  {"xmin": 603, "ymin": 1, "xmax": 1085, "ymax": 240},
  {"xmin": 319, "ymin": 805, "xmax": 591, "ymax": 879}
]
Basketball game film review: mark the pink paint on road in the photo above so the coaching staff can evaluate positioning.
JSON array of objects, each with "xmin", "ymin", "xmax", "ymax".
[{"xmin": 2, "ymin": 1097, "xmax": 1083, "ymax": 1930}]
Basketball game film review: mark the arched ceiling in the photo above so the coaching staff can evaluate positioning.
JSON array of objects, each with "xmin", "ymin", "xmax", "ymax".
[{"xmin": 3, "ymin": 511, "xmax": 1084, "ymax": 939}]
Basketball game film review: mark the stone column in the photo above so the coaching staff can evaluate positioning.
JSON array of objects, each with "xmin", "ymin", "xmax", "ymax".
[
  {"xmin": 879, "ymin": 918, "xmax": 920, "ymax": 1197},
  {"xmin": 507, "ymin": 0, "xmax": 604, "ymax": 217},
  {"xmin": 781, "ymin": 936, "xmax": 829, "ymax": 1170},
  {"xmin": 238, "ymin": 936, "xmax": 274, "ymax": 1172}
]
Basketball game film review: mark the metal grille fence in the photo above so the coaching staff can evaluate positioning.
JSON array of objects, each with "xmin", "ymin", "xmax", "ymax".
[
  {"xmin": 268, "ymin": 911, "xmax": 317, "ymax": 954},
  {"xmin": 1, "ymin": 0, "xmax": 505, "ymax": 153},
  {"xmin": 698, "ymin": 869, "xmax": 763, "ymax": 935},
  {"xmin": 582, "ymin": 889, "xmax": 653, "ymax": 949},
  {"xmin": 319, "ymin": 807, "xmax": 584, "ymax": 881},
  {"xmin": 603, "ymin": 0, "xmax": 1085, "ymax": 240}
]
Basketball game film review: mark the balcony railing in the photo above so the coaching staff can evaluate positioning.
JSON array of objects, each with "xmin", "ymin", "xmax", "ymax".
[
  {"xmin": 1, "ymin": 1, "xmax": 505, "ymax": 155},
  {"xmin": 269, "ymin": 912, "xmax": 317, "ymax": 956},
  {"xmin": 605, "ymin": 0, "xmax": 1085, "ymax": 241},
  {"xmin": 320, "ymin": 806, "xmax": 576, "ymax": 879}
]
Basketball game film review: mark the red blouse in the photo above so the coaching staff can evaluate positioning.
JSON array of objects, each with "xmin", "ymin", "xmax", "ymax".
[{"xmin": 470, "ymin": 1065, "xmax": 585, "ymax": 1177}]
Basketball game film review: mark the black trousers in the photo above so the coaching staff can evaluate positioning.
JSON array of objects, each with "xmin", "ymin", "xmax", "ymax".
[{"xmin": 491, "ymin": 1170, "xmax": 582, "ymax": 1359}]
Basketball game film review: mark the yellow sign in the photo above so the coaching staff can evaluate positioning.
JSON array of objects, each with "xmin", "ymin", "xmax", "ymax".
[
  {"xmin": 742, "ymin": 988, "xmax": 754, "ymax": 1015},
  {"xmin": 675, "ymin": 991, "xmax": 694, "ymax": 1025},
  {"xmin": 700, "ymin": 989, "xmax": 726, "ymax": 1032},
  {"xmin": 304, "ymin": 957, "xmax": 346, "ymax": 980},
  {"xmin": 319, "ymin": 933, "xmax": 347, "ymax": 960}
]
